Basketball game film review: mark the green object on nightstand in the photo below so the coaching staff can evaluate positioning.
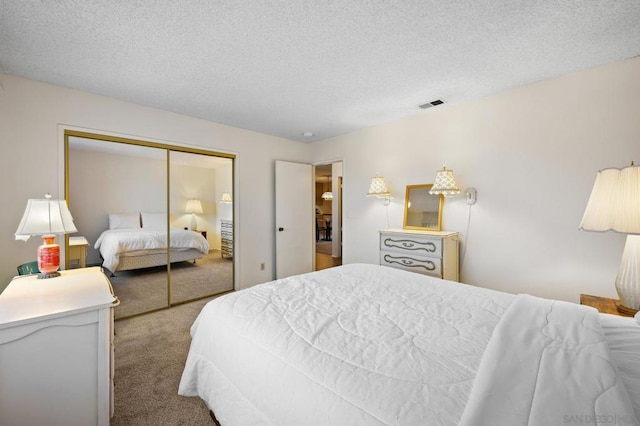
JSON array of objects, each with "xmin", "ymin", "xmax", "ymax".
[{"xmin": 17, "ymin": 261, "xmax": 39, "ymax": 276}]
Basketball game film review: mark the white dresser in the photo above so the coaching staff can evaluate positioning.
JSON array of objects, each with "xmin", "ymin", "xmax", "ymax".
[
  {"xmin": 0, "ymin": 267, "xmax": 119, "ymax": 426},
  {"xmin": 221, "ymin": 219, "xmax": 233, "ymax": 259},
  {"xmin": 379, "ymin": 229, "xmax": 460, "ymax": 281}
]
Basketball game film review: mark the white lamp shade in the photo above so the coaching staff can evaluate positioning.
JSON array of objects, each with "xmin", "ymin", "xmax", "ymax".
[
  {"xmin": 580, "ymin": 164, "xmax": 640, "ymax": 311},
  {"xmin": 220, "ymin": 193, "xmax": 233, "ymax": 204},
  {"xmin": 15, "ymin": 197, "xmax": 77, "ymax": 241},
  {"xmin": 580, "ymin": 165, "xmax": 640, "ymax": 234},
  {"xmin": 366, "ymin": 175, "xmax": 391, "ymax": 198},
  {"xmin": 321, "ymin": 191, "xmax": 333, "ymax": 200},
  {"xmin": 429, "ymin": 166, "xmax": 461, "ymax": 196},
  {"xmin": 185, "ymin": 199, "xmax": 204, "ymax": 214}
]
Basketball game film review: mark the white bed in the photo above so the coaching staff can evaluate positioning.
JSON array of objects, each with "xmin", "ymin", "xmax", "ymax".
[
  {"xmin": 178, "ymin": 264, "xmax": 640, "ymax": 426},
  {"xmin": 95, "ymin": 228, "xmax": 210, "ymax": 273}
]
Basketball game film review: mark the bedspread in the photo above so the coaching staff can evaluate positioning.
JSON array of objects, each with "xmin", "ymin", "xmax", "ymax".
[
  {"xmin": 459, "ymin": 294, "xmax": 638, "ymax": 426},
  {"xmin": 179, "ymin": 264, "xmax": 638, "ymax": 425},
  {"xmin": 179, "ymin": 263, "xmax": 514, "ymax": 425},
  {"xmin": 95, "ymin": 228, "xmax": 209, "ymax": 272}
]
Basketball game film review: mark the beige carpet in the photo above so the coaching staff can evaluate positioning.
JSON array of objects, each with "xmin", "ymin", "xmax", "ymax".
[
  {"xmin": 111, "ymin": 296, "xmax": 216, "ymax": 425},
  {"xmin": 110, "ymin": 252, "xmax": 233, "ymax": 319}
]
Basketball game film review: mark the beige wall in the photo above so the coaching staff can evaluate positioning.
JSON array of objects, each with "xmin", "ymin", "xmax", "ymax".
[
  {"xmin": 310, "ymin": 57, "xmax": 640, "ymax": 303},
  {"xmin": 0, "ymin": 74, "xmax": 309, "ymax": 291},
  {"xmin": 3, "ymin": 57, "xmax": 640, "ymax": 302}
]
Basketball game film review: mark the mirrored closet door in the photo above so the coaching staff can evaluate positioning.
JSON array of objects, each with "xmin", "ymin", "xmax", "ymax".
[
  {"xmin": 65, "ymin": 131, "xmax": 234, "ymax": 320},
  {"xmin": 168, "ymin": 151, "xmax": 234, "ymax": 305}
]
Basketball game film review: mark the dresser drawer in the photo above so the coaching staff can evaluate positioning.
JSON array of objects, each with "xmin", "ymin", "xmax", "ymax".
[
  {"xmin": 379, "ymin": 229, "xmax": 459, "ymax": 281},
  {"xmin": 380, "ymin": 251, "xmax": 442, "ymax": 277},
  {"xmin": 380, "ymin": 234, "xmax": 442, "ymax": 258}
]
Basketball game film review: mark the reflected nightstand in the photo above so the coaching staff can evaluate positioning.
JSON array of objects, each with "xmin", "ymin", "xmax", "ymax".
[{"xmin": 68, "ymin": 236, "xmax": 89, "ymax": 268}]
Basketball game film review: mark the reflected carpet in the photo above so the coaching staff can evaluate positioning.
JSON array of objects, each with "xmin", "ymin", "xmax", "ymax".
[{"xmin": 109, "ymin": 251, "xmax": 233, "ymax": 319}]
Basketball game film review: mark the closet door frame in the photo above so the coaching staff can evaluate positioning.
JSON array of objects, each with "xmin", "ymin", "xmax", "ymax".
[{"xmin": 63, "ymin": 129, "xmax": 236, "ymax": 319}]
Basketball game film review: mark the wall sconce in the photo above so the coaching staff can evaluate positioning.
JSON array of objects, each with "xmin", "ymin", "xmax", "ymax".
[
  {"xmin": 321, "ymin": 192, "xmax": 333, "ymax": 200},
  {"xmin": 366, "ymin": 174, "xmax": 392, "ymax": 206},
  {"xmin": 429, "ymin": 164, "xmax": 477, "ymax": 204},
  {"xmin": 429, "ymin": 165, "xmax": 460, "ymax": 196},
  {"xmin": 15, "ymin": 193, "xmax": 78, "ymax": 278},
  {"xmin": 220, "ymin": 192, "xmax": 233, "ymax": 204},
  {"xmin": 580, "ymin": 162, "xmax": 640, "ymax": 314},
  {"xmin": 185, "ymin": 199, "xmax": 204, "ymax": 230}
]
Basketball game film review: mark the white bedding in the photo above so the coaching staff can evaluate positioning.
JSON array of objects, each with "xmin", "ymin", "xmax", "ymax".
[
  {"xmin": 178, "ymin": 264, "xmax": 639, "ymax": 426},
  {"xmin": 459, "ymin": 295, "xmax": 637, "ymax": 425},
  {"xmin": 94, "ymin": 228, "xmax": 209, "ymax": 272},
  {"xmin": 599, "ymin": 313, "xmax": 640, "ymax": 422}
]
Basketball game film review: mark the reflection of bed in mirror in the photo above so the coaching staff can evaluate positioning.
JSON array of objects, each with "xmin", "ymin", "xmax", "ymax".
[
  {"xmin": 95, "ymin": 213, "xmax": 210, "ymax": 274},
  {"xmin": 66, "ymin": 131, "xmax": 235, "ymax": 319}
]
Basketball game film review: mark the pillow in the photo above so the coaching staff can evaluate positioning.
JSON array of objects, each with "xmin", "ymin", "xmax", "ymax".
[
  {"xmin": 108, "ymin": 213, "xmax": 140, "ymax": 230},
  {"xmin": 141, "ymin": 212, "xmax": 167, "ymax": 229}
]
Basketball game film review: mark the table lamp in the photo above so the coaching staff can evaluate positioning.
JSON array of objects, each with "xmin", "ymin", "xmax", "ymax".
[
  {"xmin": 15, "ymin": 194, "xmax": 78, "ymax": 278},
  {"xmin": 580, "ymin": 163, "xmax": 640, "ymax": 314}
]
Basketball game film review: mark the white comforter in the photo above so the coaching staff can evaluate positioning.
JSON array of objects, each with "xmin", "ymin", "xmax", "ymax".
[
  {"xmin": 179, "ymin": 264, "xmax": 638, "ymax": 425},
  {"xmin": 95, "ymin": 228, "xmax": 209, "ymax": 272},
  {"xmin": 459, "ymin": 294, "xmax": 638, "ymax": 425}
]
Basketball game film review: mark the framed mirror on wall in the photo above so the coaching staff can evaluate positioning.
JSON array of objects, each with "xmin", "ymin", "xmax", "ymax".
[
  {"xmin": 403, "ymin": 184, "xmax": 444, "ymax": 231},
  {"xmin": 65, "ymin": 130, "xmax": 235, "ymax": 320}
]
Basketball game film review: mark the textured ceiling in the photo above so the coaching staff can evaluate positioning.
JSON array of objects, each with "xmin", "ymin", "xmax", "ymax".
[{"xmin": 1, "ymin": 1, "xmax": 639, "ymax": 143}]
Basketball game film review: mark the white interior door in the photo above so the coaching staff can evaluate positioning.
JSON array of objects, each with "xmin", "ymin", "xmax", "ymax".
[{"xmin": 275, "ymin": 160, "xmax": 313, "ymax": 279}]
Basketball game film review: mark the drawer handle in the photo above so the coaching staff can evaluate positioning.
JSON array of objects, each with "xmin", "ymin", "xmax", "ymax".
[
  {"xmin": 383, "ymin": 254, "xmax": 436, "ymax": 272},
  {"xmin": 384, "ymin": 238, "xmax": 437, "ymax": 253}
]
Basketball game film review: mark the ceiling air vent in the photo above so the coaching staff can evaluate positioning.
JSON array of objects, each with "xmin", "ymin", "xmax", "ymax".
[{"xmin": 419, "ymin": 99, "xmax": 444, "ymax": 109}]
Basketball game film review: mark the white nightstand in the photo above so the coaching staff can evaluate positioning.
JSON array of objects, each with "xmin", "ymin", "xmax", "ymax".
[{"xmin": 0, "ymin": 267, "xmax": 119, "ymax": 425}]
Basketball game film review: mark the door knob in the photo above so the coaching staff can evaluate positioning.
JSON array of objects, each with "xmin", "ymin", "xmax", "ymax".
[{"xmin": 278, "ymin": 227, "xmax": 284, "ymax": 232}]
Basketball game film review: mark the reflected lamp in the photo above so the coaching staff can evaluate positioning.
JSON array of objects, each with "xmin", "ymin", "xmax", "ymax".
[
  {"xmin": 220, "ymin": 193, "xmax": 233, "ymax": 204},
  {"xmin": 15, "ymin": 194, "xmax": 78, "ymax": 278},
  {"xmin": 186, "ymin": 199, "xmax": 204, "ymax": 230},
  {"xmin": 580, "ymin": 163, "xmax": 640, "ymax": 314}
]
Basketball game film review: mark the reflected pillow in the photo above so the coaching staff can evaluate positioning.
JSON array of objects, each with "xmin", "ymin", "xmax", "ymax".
[
  {"xmin": 108, "ymin": 213, "xmax": 140, "ymax": 230},
  {"xmin": 141, "ymin": 212, "xmax": 166, "ymax": 229}
]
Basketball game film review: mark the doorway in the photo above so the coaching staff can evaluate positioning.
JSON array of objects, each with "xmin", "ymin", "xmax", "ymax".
[{"xmin": 314, "ymin": 162, "xmax": 342, "ymax": 271}]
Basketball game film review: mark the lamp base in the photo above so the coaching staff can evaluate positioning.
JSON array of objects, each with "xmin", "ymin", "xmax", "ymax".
[
  {"xmin": 37, "ymin": 235, "xmax": 61, "ymax": 278},
  {"xmin": 615, "ymin": 234, "xmax": 640, "ymax": 312},
  {"xmin": 614, "ymin": 300, "xmax": 639, "ymax": 316},
  {"xmin": 38, "ymin": 271, "xmax": 61, "ymax": 279}
]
